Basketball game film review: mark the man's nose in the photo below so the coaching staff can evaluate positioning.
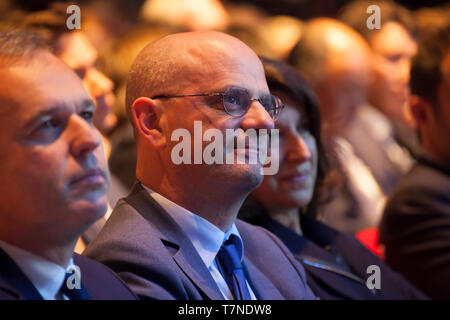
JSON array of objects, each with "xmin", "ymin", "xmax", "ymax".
[
  {"xmin": 69, "ymin": 115, "xmax": 103, "ymax": 159},
  {"xmin": 285, "ymin": 135, "xmax": 312, "ymax": 163},
  {"xmin": 240, "ymin": 100, "xmax": 275, "ymax": 131},
  {"xmin": 84, "ymin": 68, "xmax": 114, "ymax": 99}
]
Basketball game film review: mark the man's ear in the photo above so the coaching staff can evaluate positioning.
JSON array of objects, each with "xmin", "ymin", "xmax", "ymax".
[
  {"xmin": 410, "ymin": 95, "xmax": 428, "ymax": 127},
  {"xmin": 131, "ymin": 97, "xmax": 166, "ymax": 149}
]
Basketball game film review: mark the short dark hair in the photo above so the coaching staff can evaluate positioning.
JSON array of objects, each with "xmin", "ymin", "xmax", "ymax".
[
  {"xmin": 0, "ymin": 29, "xmax": 50, "ymax": 68},
  {"xmin": 261, "ymin": 57, "xmax": 331, "ymax": 217},
  {"xmin": 0, "ymin": 30, "xmax": 51, "ymax": 116},
  {"xmin": 410, "ymin": 25, "xmax": 450, "ymax": 109},
  {"xmin": 338, "ymin": 0, "xmax": 416, "ymax": 41}
]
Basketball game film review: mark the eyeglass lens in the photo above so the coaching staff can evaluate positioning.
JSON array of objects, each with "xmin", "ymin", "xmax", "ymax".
[{"xmin": 223, "ymin": 88, "xmax": 281, "ymax": 120}]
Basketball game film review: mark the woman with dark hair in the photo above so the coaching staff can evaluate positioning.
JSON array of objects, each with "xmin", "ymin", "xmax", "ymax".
[{"xmin": 239, "ymin": 57, "xmax": 427, "ymax": 299}]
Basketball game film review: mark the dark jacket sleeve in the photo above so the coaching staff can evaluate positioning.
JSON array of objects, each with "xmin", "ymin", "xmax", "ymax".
[{"xmin": 380, "ymin": 168, "xmax": 450, "ymax": 299}]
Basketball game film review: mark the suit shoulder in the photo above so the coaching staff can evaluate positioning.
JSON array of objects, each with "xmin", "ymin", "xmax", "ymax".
[
  {"xmin": 384, "ymin": 163, "xmax": 450, "ymax": 214},
  {"xmin": 236, "ymin": 219, "xmax": 301, "ymax": 260},
  {"xmin": 236, "ymin": 219, "xmax": 283, "ymax": 244},
  {"xmin": 73, "ymin": 253, "xmax": 137, "ymax": 300},
  {"xmin": 393, "ymin": 163, "xmax": 450, "ymax": 196},
  {"xmin": 84, "ymin": 199, "xmax": 169, "ymax": 262},
  {"xmin": 380, "ymin": 163, "xmax": 450, "ymax": 245}
]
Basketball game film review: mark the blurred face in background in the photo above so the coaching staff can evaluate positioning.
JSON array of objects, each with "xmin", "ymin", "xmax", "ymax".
[
  {"xmin": 57, "ymin": 31, "xmax": 117, "ymax": 135},
  {"xmin": 315, "ymin": 49, "xmax": 370, "ymax": 136},
  {"xmin": 252, "ymin": 89, "xmax": 318, "ymax": 211},
  {"xmin": 368, "ymin": 22, "xmax": 418, "ymax": 124}
]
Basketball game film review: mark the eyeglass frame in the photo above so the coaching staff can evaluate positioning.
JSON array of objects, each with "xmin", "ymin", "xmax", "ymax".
[{"xmin": 151, "ymin": 86, "xmax": 284, "ymax": 121}]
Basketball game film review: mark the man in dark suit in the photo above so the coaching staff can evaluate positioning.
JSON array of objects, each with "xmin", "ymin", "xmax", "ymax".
[
  {"xmin": 0, "ymin": 30, "xmax": 135, "ymax": 300},
  {"xmin": 380, "ymin": 25, "xmax": 450, "ymax": 299},
  {"xmin": 84, "ymin": 31, "xmax": 316, "ymax": 300}
]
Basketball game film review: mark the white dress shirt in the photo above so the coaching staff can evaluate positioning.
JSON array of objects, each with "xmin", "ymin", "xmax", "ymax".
[
  {"xmin": 142, "ymin": 185, "xmax": 257, "ymax": 300},
  {"xmin": 0, "ymin": 240, "xmax": 75, "ymax": 300}
]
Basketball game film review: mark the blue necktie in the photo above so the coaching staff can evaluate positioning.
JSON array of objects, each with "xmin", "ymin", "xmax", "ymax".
[
  {"xmin": 217, "ymin": 236, "xmax": 252, "ymax": 300},
  {"xmin": 60, "ymin": 272, "xmax": 89, "ymax": 300}
]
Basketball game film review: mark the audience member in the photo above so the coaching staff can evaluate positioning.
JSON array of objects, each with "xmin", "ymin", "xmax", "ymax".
[
  {"xmin": 339, "ymin": 1, "xmax": 419, "ymax": 182},
  {"xmin": 380, "ymin": 25, "xmax": 450, "ymax": 300},
  {"xmin": 239, "ymin": 57, "xmax": 427, "ymax": 299},
  {"xmin": 257, "ymin": 15, "xmax": 304, "ymax": 60},
  {"xmin": 84, "ymin": 31, "xmax": 316, "ymax": 300},
  {"xmin": 289, "ymin": 18, "xmax": 385, "ymax": 233},
  {"xmin": 12, "ymin": 3, "xmax": 131, "ymax": 247},
  {"xmin": 18, "ymin": 3, "xmax": 118, "ymax": 136},
  {"xmin": 0, "ymin": 30, "xmax": 136, "ymax": 300},
  {"xmin": 140, "ymin": 0, "xmax": 229, "ymax": 31}
]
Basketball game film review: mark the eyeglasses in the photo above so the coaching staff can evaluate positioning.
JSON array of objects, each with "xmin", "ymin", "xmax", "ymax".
[{"xmin": 152, "ymin": 87, "xmax": 284, "ymax": 121}]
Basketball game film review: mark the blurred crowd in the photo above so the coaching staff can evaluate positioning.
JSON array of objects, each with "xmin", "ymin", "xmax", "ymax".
[{"xmin": 0, "ymin": 0, "xmax": 449, "ymax": 300}]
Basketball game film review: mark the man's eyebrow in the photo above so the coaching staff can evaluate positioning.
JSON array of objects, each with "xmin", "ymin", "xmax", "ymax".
[
  {"xmin": 24, "ymin": 99, "xmax": 95, "ymax": 128},
  {"xmin": 24, "ymin": 104, "xmax": 66, "ymax": 126},
  {"xmin": 80, "ymin": 98, "xmax": 95, "ymax": 110}
]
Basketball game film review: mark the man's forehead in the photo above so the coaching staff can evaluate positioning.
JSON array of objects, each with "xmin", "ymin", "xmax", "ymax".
[
  {"xmin": 174, "ymin": 34, "xmax": 267, "ymax": 92},
  {"xmin": 0, "ymin": 53, "xmax": 90, "ymax": 117},
  {"xmin": 371, "ymin": 22, "xmax": 417, "ymax": 56},
  {"xmin": 57, "ymin": 31, "xmax": 98, "ymax": 70}
]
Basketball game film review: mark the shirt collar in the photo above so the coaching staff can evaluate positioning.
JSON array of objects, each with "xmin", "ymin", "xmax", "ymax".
[
  {"xmin": 0, "ymin": 240, "xmax": 74, "ymax": 300},
  {"xmin": 142, "ymin": 184, "xmax": 244, "ymax": 268}
]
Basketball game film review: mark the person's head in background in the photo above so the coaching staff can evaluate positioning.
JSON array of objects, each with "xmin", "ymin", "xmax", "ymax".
[
  {"xmin": 249, "ymin": 58, "xmax": 330, "ymax": 230},
  {"xmin": 339, "ymin": 0, "xmax": 417, "ymax": 126},
  {"xmin": 256, "ymin": 15, "xmax": 304, "ymax": 61},
  {"xmin": 0, "ymin": 30, "xmax": 109, "ymax": 264},
  {"xmin": 288, "ymin": 18, "xmax": 371, "ymax": 137},
  {"xmin": 409, "ymin": 25, "xmax": 450, "ymax": 165},
  {"xmin": 9, "ymin": 2, "xmax": 118, "ymax": 136},
  {"xmin": 100, "ymin": 23, "xmax": 180, "ymax": 124},
  {"xmin": 140, "ymin": 0, "xmax": 230, "ymax": 31}
]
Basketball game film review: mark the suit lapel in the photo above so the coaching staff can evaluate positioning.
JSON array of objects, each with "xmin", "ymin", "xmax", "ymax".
[
  {"xmin": 300, "ymin": 215, "xmax": 378, "ymax": 299},
  {"xmin": 287, "ymin": 228, "xmax": 374, "ymax": 299},
  {"xmin": 332, "ymin": 233, "xmax": 377, "ymax": 278},
  {"xmin": 243, "ymin": 257, "xmax": 283, "ymax": 300},
  {"xmin": 128, "ymin": 183, "xmax": 224, "ymax": 300},
  {"xmin": 172, "ymin": 248, "xmax": 224, "ymax": 300},
  {"xmin": 0, "ymin": 248, "xmax": 43, "ymax": 300},
  {"xmin": 255, "ymin": 214, "xmax": 375, "ymax": 299},
  {"xmin": 300, "ymin": 258, "xmax": 374, "ymax": 299}
]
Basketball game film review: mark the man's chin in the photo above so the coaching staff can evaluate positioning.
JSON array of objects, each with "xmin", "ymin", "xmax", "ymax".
[
  {"xmin": 224, "ymin": 163, "xmax": 264, "ymax": 188},
  {"xmin": 69, "ymin": 196, "xmax": 109, "ymax": 222}
]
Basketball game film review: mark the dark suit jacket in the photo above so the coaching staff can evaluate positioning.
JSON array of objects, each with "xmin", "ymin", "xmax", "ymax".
[
  {"xmin": 84, "ymin": 183, "xmax": 316, "ymax": 300},
  {"xmin": 244, "ymin": 213, "xmax": 427, "ymax": 300},
  {"xmin": 380, "ymin": 157, "xmax": 450, "ymax": 299},
  {"xmin": 0, "ymin": 248, "xmax": 136, "ymax": 300}
]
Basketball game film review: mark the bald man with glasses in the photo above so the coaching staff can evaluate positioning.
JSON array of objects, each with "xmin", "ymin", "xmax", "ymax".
[{"xmin": 84, "ymin": 31, "xmax": 316, "ymax": 300}]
